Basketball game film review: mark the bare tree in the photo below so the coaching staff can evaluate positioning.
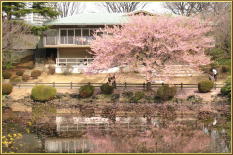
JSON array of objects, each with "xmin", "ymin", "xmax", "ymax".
[
  {"xmin": 163, "ymin": 2, "xmax": 231, "ymax": 16},
  {"xmin": 163, "ymin": 2, "xmax": 211, "ymax": 16},
  {"xmin": 3, "ymin": 20, "xmax": 32, "ymax": 50},
  {"xmin": 53, "ymin": 2, "xmax": 84, "ymax": 17},
  {"xmin": 2, "ymin": 20, "xmax": 38, "ymax": 65},
  {"xmin": 97, "ymin": 2, "xmax": 148, "ymax": 13},
  {"xmin": 204, "ymin": 3, "xmax": 231, "ymax": 54}
]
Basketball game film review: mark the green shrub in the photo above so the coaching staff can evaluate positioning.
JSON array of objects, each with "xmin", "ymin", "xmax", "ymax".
[
  {"xmin": 16, "ymin": 70, "xmax": 24, "ymax": 76},
  {"xmin": 5, "ymin": 62, "xmax": 13, "ymax": 70},
  {"xmin": 48, "ymin": 66, "xmax": 55, "ymax": 75},
  {"xmin": 198, "ymin": 80, "xmax": 214, "ymax": 93},
  {"xmin": 111, "ymin": 94, "xmax": 120, "ymax": 102},
  {"xmin": 10, "ymin": 75, "xmax": 22, "ymax": 85},
  {"xmin": 79, "ymin": 84, "xmax": 95, "ymax": 98},
  {"xmin": 22, "ymin": 74, "xmax": 30, "ymax": 82},
  {"xmin": 3, "ymin": 71, "xmax": 12, "ymax": 79},
  {"xmin": 129, "ymin": 91, "xmax": 145, "ymax": 103},
  {"xmin": 135, "ymin": 91, "xmax": 145, "ymax": 99},
  {"xmin": 31, "ymin": 70, "xmax": 42, "ymax": 79},
  {"xmin": 221, "ymin": 77, "xmax": 231, "ymax": 102},
  {"xmin": 2, "ymin": 83, "xmax": 13, "ymax": 95},
  {"xmin": 28, "ymin": 66, "xmax": 34, "ymax": 69},
  {"xmin": 221, "ymin": 65, "xmax": 230, "ymax": 73},
  {"xmin": 100, "ymin": 83, "xmax": 114, "ymax": 94},
  {"xmin": 156, "ymin": 84, "xmax": 177, "ymax": 101},
  {"xmin": 122, "ymin": 91, "xmax": 134, "ymax": 98},
  {"xmin": 27, "ymin": 62, "xmax": 34, "ymax": 69},
  {"xmin": 31, "ymin": 85, "xmax": 57, "ymax": 101},
  {"xmin": 187, "ymin": 95, "xmax": 203, "ymax": 104},
  {"xmin": 207, "ymin": 48, "xmax": 224, "ymax": 60}
]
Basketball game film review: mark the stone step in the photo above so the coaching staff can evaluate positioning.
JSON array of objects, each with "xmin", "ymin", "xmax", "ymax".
[{"xmin": 157, "ymin": 73, "xmax": 203, "ymax": 76}]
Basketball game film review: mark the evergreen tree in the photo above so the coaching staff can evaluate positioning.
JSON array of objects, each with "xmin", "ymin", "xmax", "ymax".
[
  {"xmin": 2, "ymin": 2, "xmax": 30, "ymax": 20},
  {"xmin": 2, "ymin": 2, "xmax": 59, "ymax": 20}
]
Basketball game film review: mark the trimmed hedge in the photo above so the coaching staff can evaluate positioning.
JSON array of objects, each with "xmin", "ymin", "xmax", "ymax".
[
  {"xmin": 3, "ymin": 71, "xmax": 12, "ymax": 79},
  {"xmin": 16, "ymin": 70, "xmax": 24, "ymax": 76},
  {"xmin": 2, "ymin": 83, "xmax": 13, "ymax": 95},
  {"xmin": 31, "ymin": 85, "xmax": 57, "ymax": 101},
  {"xmin": 79, "ymin": 84, "xmax": 95, "ymax": 98},
  {"xmin": 198, "ymin": 80, "xmax": 214, "ymax": 93},
  {"xmin": 156, "ymin": 84, "xmax": 177, "ymax": 101},
  {"xmin": 31, "ymin": 70, "xmax": 42, "ymax": 79},
  {"xmin": 100, "ymin": 83, "xmax": 114, "ymax": 94}
]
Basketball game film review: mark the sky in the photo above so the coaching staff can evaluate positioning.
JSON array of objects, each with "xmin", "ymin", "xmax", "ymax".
[{"xmin": 81, "ymin": 2, "xmax": 171, "ymax": 14}]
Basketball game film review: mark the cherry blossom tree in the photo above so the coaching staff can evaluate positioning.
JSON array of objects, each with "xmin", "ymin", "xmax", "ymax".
[{"xmin": 89, "ymin": 15, "xmax": 215, "ymax": 82}]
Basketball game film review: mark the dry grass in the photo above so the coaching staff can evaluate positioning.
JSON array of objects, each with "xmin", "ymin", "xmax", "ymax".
[{"xmin": 26, "ymin": 72, "xmax": 218, "ymax": 84}]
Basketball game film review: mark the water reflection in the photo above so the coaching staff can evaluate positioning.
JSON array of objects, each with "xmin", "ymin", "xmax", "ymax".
[{"xmin": 3, "ymin": 112, "xmax": 230, "ymax": 153}]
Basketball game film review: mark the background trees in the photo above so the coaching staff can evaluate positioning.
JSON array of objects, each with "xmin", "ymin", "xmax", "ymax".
[
  {"xmin": 163, "ymin": 2, "xmax": 231, "ymax": 17},
  {"xmin": 2, "ymin": 2, "xmax": 59, "ymax": 20},
  {"xmin": 163, "ymin": 2, "xmax": 231, "ymax": 74},
  {"xmin": 53, "ymin": 2, "xmax": 84, "ymax": 17},
  {"xmin": 89, "ymin": 16, "xmax": 214, "ymax": 82},
  {"xmin": 97, "ymin": 2, "xmax": 148, "ymax": 13},
  {"xmin": 2, "ymin": 2, "xmax": 59, "ymax": 67}
]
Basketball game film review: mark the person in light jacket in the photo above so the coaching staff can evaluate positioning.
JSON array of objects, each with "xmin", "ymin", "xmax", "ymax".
[{"xmin": 212, "ymin": 68, "xmax": 218, "ymax": 81}]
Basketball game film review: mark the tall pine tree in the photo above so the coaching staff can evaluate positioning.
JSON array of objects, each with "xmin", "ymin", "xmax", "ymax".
[{"xmin": 2, "ymin": 2, "xmax": 59, "ymax": 20}]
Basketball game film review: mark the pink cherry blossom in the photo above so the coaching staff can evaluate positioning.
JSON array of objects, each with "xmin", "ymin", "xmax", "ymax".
[{"xmin": 88, "ymin": 15, "xmax": 215, "ymax": 82}]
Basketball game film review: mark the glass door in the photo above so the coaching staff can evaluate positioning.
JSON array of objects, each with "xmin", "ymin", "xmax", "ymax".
[
  {"xmin": 75, "ymin": 29, "xmax": 82, "ymax": 45},
  {"xmin": 68, "ymin": 30, "xmax": 74, "ymax": 44},
  {"xmin": 60, "ymin": 29, "xmax": 67, "ymax": 44}
]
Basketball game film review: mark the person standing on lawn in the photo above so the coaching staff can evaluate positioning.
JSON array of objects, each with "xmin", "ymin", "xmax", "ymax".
[{"xmin": 212, "ymin": 68, "xmax": 218, "ymax": 81}]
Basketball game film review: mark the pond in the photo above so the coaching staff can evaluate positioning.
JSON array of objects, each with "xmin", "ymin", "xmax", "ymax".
[{"xmin": 2, "ymin": 105, "xmax": 231, "ymax": 153}]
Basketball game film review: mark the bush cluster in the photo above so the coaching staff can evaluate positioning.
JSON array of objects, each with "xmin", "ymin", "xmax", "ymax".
[
  {"xmin": 3, "ymin": 71, "xmax": 12, "ymax": 79},
  {"xmin": 48, "ymin": 66, "xmax": 55, "ymax": 75},
  {"xmin": 2, "ymin": 83, "xmax": 13, "ymax": 95},
  {"xmin": 221, "ymin": 77, "xmax": 231, "ymax": 102},
  {"xmin": 100, "ymin": 83, "xmax": 114, "ymax": 94},
  {"xmin": 187, "ymin": 95, "xmax": 203, "ymax": 104},
  {"xmin": 10, "ymin": 76, "xmax": 22, "ymax": 84},
  {"xmin": 27, "ymin": 62, "xmax": 34, "ymax": 69},
  {"xmin": 31, "ymin": 70, "xmax": 42, "ymax": 79},
  {"xmin": 79, "ymin": 84, "xmax": 95, "ymax": 98},
  {"xmin": 129, "ymin": 91, "xmax": 145, "ymax": 103},
  {"xmin": 155, "ymin": 84, "xmax": 177, "ymax": 101},
  {"xmin": 122, "ymin": 91, "xmax": 134, "ymax": 98},
  {"xmin": 22, "ymin": 74, "xmax": 30, "ymax": 82},
  {"xmin": 111, "ymin": 94, "xmax": 120, "ymax": 102},
  {"xmin": 198, "ymin": 80, "xmax": 214, "ymax": 93},
  {"xmin": 31, "ymin": 85, "xmax": 57, "ymax": 101},
  {"xmin": 221, "ymin": 65, "xmax": 230, "ymax": 73},
  {"xmin": 16, "ymin": 70, "xmax": 24, "ymax": 76}
]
